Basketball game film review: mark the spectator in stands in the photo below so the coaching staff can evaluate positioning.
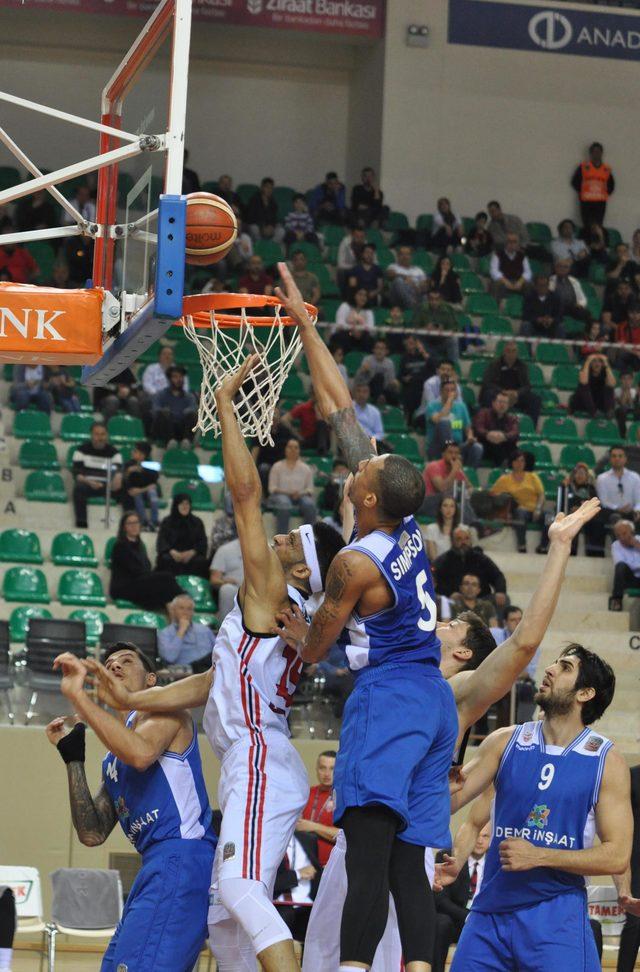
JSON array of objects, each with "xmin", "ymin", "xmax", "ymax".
[
  {"xmin": 210, "ymin": 530, "xmax": 243, "ymax": 622},
  {"xmin": 352, "ymin": 381, "xmax": 390, "ymax": 449},
  {"xmin": 331, "ymin": 346, "xmax": 349, "ymax": 384},
  {"xmin": 617, "ymin": 765, "xmax": 640, "ymax": 972},
  {"xmin": 181, "ymin": 150, "xmax": 200, "ymax": 195},
  {"xmin": 142, "ymin": 345, "xmax": 186, "ymax": 398},
  {"xmin": 282, "ymin": 389, "xmax": 330, "ymax": 456},
  {"xmin": 426, "ymin": 377, "xmax": 483, "ymax": 466},
  {"xmin": 521, "ymin": 274, "xmax": 564, "ymax": 339},
  {"xmin": 10, "ymin": 364, "xmax": 52, "ymax": 413},
  {"xmin": 387, "ymin": 245, "xmax": 428, "ymax": 309},
  {"xmin": 318, "ymin": 458, "xmax": 350, "ymax": 515},
  {"xmin": 310, "ymin": 170, "xmax": 347, "ymax": 225},
  {"xmin": 571, "ymin": 141, "xmax": 614, "ymax": 229},
  {"xmin": 490, "ymin": 450, "xmax": 545, "ymax": 553},
  {"xmin": 156, "ymin": 493, "xmax": 209, "ymax": 578},
  {"xmin": 16, "ymin": 188, "xmax": 57, "ymax": 232},
  {"xmin": 431, "ymin": 197, "xmax": 463, "ymax": 254},
  {"xmin": 413, "ymin": 290, "xmax": 459, "ymax": 364},
  {"xmin": 99, "ymin": 368, "xmax": 146, "ymax": 424},
  {"xmin": 72, "ymin": 421, "xmax": 122, "ymax": 529},
  {"xmin": 423, "ymin": 441, "xmax": 474, "ymax": 503},
  {"xmin": 465, "ymin": 211, "xmax": 493, "ymax": 258},
  {"xmin": 109, "ymin": 511, "xmax": 182, "ymax": 611},
  {"xmin": 0, "ymin": 887, "xmax": 15, "ymax": 972},
  {"xmin": 562, "ymin": 462, "xmax": 604, "ymax": 556},
  {"xmin": 449, "ymin": 574, "xmax": 497, "ymax": 627},
  {"xmin": 151, "ymin": 365, "xmax": 197, "ymax": 448},
  {"xmin": 492, "ymin": 605, "xmax": 523, "ymax": 646},
  {"xmin": 480, "ymin": 340, "xmax": 541, "ymax": 426},
  {"xmin": 549, "ymin": 257, "xmax": 591, "ymax": 326},
  {"xmin": 215, "ymin": 173, "xmax": 241, "ymax": 212},
  {"xmin": 631, "ymin": 228, "xmax": 640, "ymax": 266},
  {"xmin": 62, "ymin": 183, "xmax": 96, "ymax": 226},
  {"xmin": 122, "ymin": 440, "xmax": 159, "ymax": 530},
  {"xmin": 246, "ymin": 177, "xmax": 280, "ymax": 241},
  {"xmin": 583, "ymin": 222, "xmax": 609, "ymax": 268},
  {"xmin": 596, "ymin": 446, "xmax": 640, "ymax": 532},
  {"xmin": 48, "ymin": 261, "xmax": 71, "ymax": 290},
  {"xmin": 473, "ymin": 390, "xmax": 520, "ymax": 466},
  {"xmin": 612, "ymin": 307, "xmax": 640, "ymax": 376},
  {"xmin": 267, "ymin": 438, "xmax": 317, "ymax": 534},
  {"xmin": 251, "ymin": 406, "xmax": 293, "ymax": 491},
  {"xmin": 283, "ymin": 194, "xmax": 319, "ymax": 252},
  {"xmin": 615, "ymin": 372, "xmax": 640, "ymax": 438},
  {"xmin": 486, "ymin": 200, "xmax": 529, "ymax": 250},
  {"xmin": 159, "ymin": 593, "xmax": 215, "ymax": 671},
  {"xmin": 429, "ymin": 255, "xmax": 463, "ymax": 305},
  {"xmin": 551, "ymin": 219, "xmax": 590, "ymax": 277},
  {"xmin": 489, "ymin": 232, "xmax": 532, "ymax": 301},
  {"xmin": 337, "ymin": 225, "xmax": 366, "ymax": 273},
  {"xmin": 569, "ymin": 353, "xmax": 615, "ymax": 418},
  {"xmin": 46, "ymin": 366, "xmax": 81, "ymax": 413},
  {"xmin": 350, "ymin": 166, "xmax": 387, "ymax": 226},
  {"xmin": 238, "ymin": 254, "xmax": 274, "ymax": 296},
  {"xmin": 602, "ymin": 279, "xmax": 636, "ymax": 339},
  {"xmin": 274, "ymin": 835, "xmax": 320, "ymax": 945},
  {"xmin": 288, "ymin": 250, "xmax": 321, "ymax": 305},
  {"xmin": 348, "ymin": 243, "xmax": 383, "ymax": 306},
  {"xmin": 608, "ymin": 519, "xmax": 640, "ymax": 611},
  {"xmin": 433, "ymin": 525, "xmax": 507, "ymax": 608},
  {"xmin": 0, "ymin": 234, "xmax": 38, "ymax": 283},
  {"xmin": 354, "ymin": 338, "xmax": 401, "ymax": 405},
  {"xmin": 399, "ymin": 334, "xmax": 434, "ymax": 423},
  {"xmin": 331, "ymin": 287, "xmax": 375, "ymax": 352},
  {"xmin": 605, "ymin": 242, "xmax": 640, "ymax": 297},
  {"xmin": 424, "ymin": 495, "xmax": 461, "ymax": 561},
  {"xmin": 298, "ymin": 752, "xmax": 340, "ymax": 866},
  {"xmin": 420, "ymin": 359, "xmax": 461, "ymax": 408}
]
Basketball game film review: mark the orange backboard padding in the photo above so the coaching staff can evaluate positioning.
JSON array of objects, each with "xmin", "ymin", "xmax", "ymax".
[{"xmin": 0, "ymin": 283, "xmax": 104, "ymax": 364}]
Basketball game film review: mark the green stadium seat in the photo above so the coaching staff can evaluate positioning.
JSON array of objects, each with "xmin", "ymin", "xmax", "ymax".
[
  {"xmin": 162, "ymin": 448, "xmax": 199, "ymax": 479},
  {"xmin": 323, "ymin": 225, "xmax": 346, "ymax": 247},
  {"xmin": 562, "ymin": 317, "xmax": 586, "ymax": 338},
  {"xmin": 477, "ymin": 256, "xmax": 491, "ymax": 277},
  {"xmin": 386, "ymin": 434, "xmax": 422, "ymax": 462},
  {"xmin": 515, "ymin": 414, "xmax": 537, "ymax": 440},
  {"xmin": 68, "ymin": 608, "xmax": 110, "ymax": 645},
  {"xmin": 463, "ymin": 467, "xmax": 480, "ymax": 488},
  {"xmin": 381, "ymin": 407, "xmax": 408, "ymax": 433},
  {"xmin": 13, "ymin": 410, "xmax": 52, "ymax": 441},
  {"xmin": 536, "ymin": 342, "xmax": 571, "ymax": 365},
  {"xmin": 26, "ymin": 240, "xmax": 56, "ymax": 284},
  {"xmin": 527, "ymin": 364, "xmax": 546, "ymax": 389},
  {"xmin": 373, "ymin": 307, "xmax": 391, "ymax": 327},
  {"xmin": 171, "ymin": 479, "xmax": 214, "ymax": 511},
  {"xmin": 273, "ymin": 186, "xmax": 296, "ymax": 220},
  {"xmin": 460, "ymin": 272, "xmax": 485, "ymax": 295},
  {"xmin": 496, "ymin": 339, "xmax": 531, "ymax": 360},
  {"xmin": 585, "ymin": 419, "xmax": 622, "ymax": 447},
  {"xmin": 502, "ymin": 295, "xmax": 523, "ymax": 318},
  {"xmin": 25, "ymin": 470, "xmax": 67, "ymax": 502},
  {"xmin": 526, "ymin": 442, "xmax": 553, "ymax": 470},
  {"xmin": 605, "ymin": 227, "xmax": 623, "ymax": 247},
  {"xmin": 253, "ymin": 239, "xmax": 285, "ymax": 268},
  {"xmin": 416, "ymin": 214, "xmax": 433, "ymax": 233},
  {"xmin": 177, "ymin": 574, "xmax": 215, "ymax": 611},
  {"xmin": 479, "ymin": 315, "xmax": 512, "ymax": 336},
  {"xmin": 551, "ymin": 365, "xmax": 580, "ymax": 391},
  {"xmin": 281, "ymin": 373, "xmax": 306, "ymax": 399},
  {"xmin": 9, "ymin": 605, "xmax": 53, "ymax": 642},
  {"xmin": 466, "ymin": 294, "xmax": 498, "ymax": 316},
  {"xmin": 468, "ymin": 360, "xmax": 488, "ymax": 384},
  {"xmin": 51, "ymin": 532, "xmax": 98, "ymax": 567},
  {"xmin": 451, "ymin": 254, "xmax": 471, "ymax": 271},
  {"xmin": 540, "ymin": 389, "xmax": 561, "ymax": 414},
  {"xmin": 3, "ymin": 566, "xmax": 50, "ymax": 603},
  {"xmin": 542, "ymin": 416, "xmax": 578, "ymax": 443},
  {"xmin": 18, "ymin": 440, "xmax": 60, "ymax": 470},
  {"xmin": 344, "ymin": 351, "xmax": 366, "ymax": 376},
  {"xmin": 124, "ymin": 611, "xmax": 168, "ymax": 630},
  {"xmin": 540, "ymin": 471, "xmax": 565, "ymax": 501},
  {"xmin": 107, "ymin": 415, "xmax": 145, "ymax": 446},
  {"xmin": 0, "ymin": 529, "xmax": 43, "ymax": 564},
  {"xmin": 311, "ymin": 456, "xmax": 334, "ymax": 485},
  {"xmin": 587, "ymin": 297, "xmax": 602, "ymax": 320},
  {"xmin": 487, "ymin": 468, "xmax": 503, "ymax": 488},
  {"xmin": 194, "ymin": 613, "xmax": 220, "ymax": 630},
  {"xmin": 103, "ymin": 537, "xmax": 116, "ymax": 568},
  {"xmin": 526, "ymin": 222, "xmax": 552, "ymax": 245},
  {"xmin": 588, "ymin": 262, "xmax": 607, "ymax": 285},
  {"xmin": 385, "ymin": 211, "xmax": 410, "ymax": 232},
  {"xmin": 413, "ymin": 251, "xmax": 435, "ymax": 274},
  {"xmin": 57, "ymin": 569, "xmax": 107, "ymax": 607},
  {"xmin": 376, "ymin": 247, "xmax": 396, "ymax": 270},
  {"xmin": 460, "ymin": 385, "xmax": 477, "ymax": 410},
  {"xmin": 60, "ymin": 413, "xmax": 94, "ymax": 443},
  {"xmin": 236, "ymin": 183, "xmax": 259, "ymax": 205},
  {"xmin": 319, "ymin": 298, "xmax": 341, "ymax": 323},
  {"xmin": 560, "ymin": 444, "xmax": 596, "ymax": 469},
  {"xmin": 581, "ymin": 281, "xmax": 597, "ymax": 302},
  {"xmin": 627, "ymin": 421, "xmax": 640, "ymax": 443},
  {"xmin": 290, "ymin": 241, "xmax": 323, "ymax": 263}
]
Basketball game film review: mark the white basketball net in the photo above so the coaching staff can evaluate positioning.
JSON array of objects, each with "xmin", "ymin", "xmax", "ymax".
[{"xmin": 182, "ymin": 305, "xmax": 307, "ymax": 446}]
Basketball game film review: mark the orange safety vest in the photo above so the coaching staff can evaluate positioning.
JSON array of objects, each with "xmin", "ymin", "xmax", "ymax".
[{"xmin": 579, "ymin": 161, "xmax": 611, "ymax": 203}]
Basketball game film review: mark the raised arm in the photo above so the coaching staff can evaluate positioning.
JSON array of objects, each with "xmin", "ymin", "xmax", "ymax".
[
  {"xmin": 450, "ymin": 727, "xmax": 512, "ymax": 814},
  {"xmin": 437, "ymin": 786, "xmax": 494, "ymax": 889},
  {"xmin": 85, "ymin": 658, "xmax": 212, "ymax": 712},
  {"xmin": 452, "ymin": 498, "xmax": 601, "ymax": 732},
  {"xmin": 276, "ymin": 262, "xmax": 374, "ymax": 471},
  {"xmin": 213, "ymin": 355, "xmax": 287, "ymax": 625}
]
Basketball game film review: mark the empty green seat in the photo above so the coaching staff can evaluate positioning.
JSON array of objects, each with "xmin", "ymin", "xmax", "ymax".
[
  {"xmin": 171, "ymin": 479, "xmax": 214, "ymax": 511},
  {"xmin": 540, "ymin": 389, "xmax": 561, "ymax": 414},
  {"xmin": 540, "ymin": 471, "xmax": 565, "ymax": 501},
  {"xmin": 479, "ymin": 315, "xmax": 513, "ymax": 335},
  {"xmin": 386, "ymin": 211, "xmax": 410, "ymax": 232},
  {"xmin": 3, "ymin": 566, "xmax": 50, "ymax": 603},
  {"xmin": 177, "ymin": 574, "xmax": 215, "ymax": 611},
  {"xmin": 68, "ymin": 608, "xmax": 110, "ymax": 645},
  {"xmin": 562, "ymin": 317, "xmax": 586, "ymax": 338},
  {"xmin": 460, "ymin": 385, "xmax": 477, "ymax": 410},
  {"xmin": 323, "ymin": 225, "xmax": 346, "ymax": 247},
  {"xmin": 253, "ymin": 239, "xmax": 284, "ymax": 267},
  {"xmin": 107, "ymin": 415, "xmax": 145, "ymax": 446},
  {"xmin": 273, "ymin": 185, "xmax": 296, "ymax": 220},
  {"xmin": 527, "ymin": 364, "xmax": 546, "ymax": 388},
  {"xmin": 536, "ymin": 342, "xmax": 571, "ymax": 365},
  {"xmin": 451, "ymin": 253, "xmax": 471, "ymax": 271},
  {"xmin": 477, "ymin": 255, "xmax": 491, "ymax": 277},
  {"xmin": 542, "ymin": 416, "xmax": 578, "ymax": 443},
  {"xmin": 386, "ymin": 434, "xmax": 422, "ymax": 462},
  {"xmin": 463, "ymin": 467, "xmax": 480, "ymax": 488},
  {"xmin": 290, "ymin": 241, "xmax": 322, "ymax": 262},
  {"xmin": 515, "ymin": 414, "xmax": 537, "ymax": 440},
  {"xmin": 162, "ymin": 448, "xmax": 199, "ymax": 479},
  {"xmin": 460, "ymin": 272, "xmax": 484, "ymax": 295},
  {"xmin": 413, "ymin": 250, "xmax": 434, "ymax": 274},
  {"xmin": 526, "ymin": 442, "xmax": 553, "ymax": 469},
  {"xmin": 526, "ymin": 222, "xmax": 552, "ymax": 245},
  {"xmin": 51, "ymin": 532, "xmax": 98, "ymax": 567},
  {"xmin": 344, "ymin": 351, "xmax": 366, "ymax": 376},
  {"xmin": 194, "ymin": 613, "xmax": 220, "ymax": 630},
  {"xmin": 381, "ymin": 407, "xmax": 408, "ymax": 433},
  {"xmin": 25, "ymin": 470, "xmax": 67, "ymax": 502},
  {"xmin": 466, "ymin": 293, "xmax": 499, "ymax": 316},
  {"xmin": 124, "ymin": 611, "xmax": 168, "ymax": 630},
  {"xmin": 236, "ymin": 183, "xmax": 259, "ymax": 205},
  {"xmin": 588, "ymin": 262, "xmax": 607, "ymax": 285},
  {"xmin": 0, "ymin": 529, "xmax": 43, "ymax": 564},
  {"xmin": 502, "ymin": 295, "xmax": 523, "ymax": 318},
  {"xmin": 487, "ymin": 468, "xmax": 503, "ymax": 488},
  {"xmin": 18, "ymin": 440, "xmax": 60, "ymax": 470},
  {"xmin": 560, "ymin": 444, "xmax": 596, "ymax": 469},
  {"xmin": 57, "ymin": 569, "xmax": 106, "ymax": 606},
  {"xmin": 585, "ymin": 419, "xmax": 621, "ymax": 447},
  {"xmin": 9, "ymin": 605, "xmax": 53, "ymax": 642},
  {"xmin": 13, "ymin": 410, "xmax": 52, "ymax": 440},
  {"xmin": 627, "ymin": 421, "xmax": 640, "ymax": 442},
  {"xmin": 416, "ymin": 214, "xmax": 433, "ymax": 233},
  {"xmin": 468, "ymin": 360, "xmax": 488, "ymax": 384},
  {"xmin": 551, "ymin": 365, "xmax": 579, "ymax": 391},
  {"xmin": 60, "ymin": 413, "xmax": 94, "ymax": 442},
  {"xmin": 605, "ymin": 227, "xmax": 623, "ymax": 247}
]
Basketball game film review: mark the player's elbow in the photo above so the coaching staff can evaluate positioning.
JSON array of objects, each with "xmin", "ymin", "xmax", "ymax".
[
  {"xmin": 77, "ymin": 830, "xmax": 106, "ymax": 847},
  {"xmin": 128, "ymin": 749, "xmax": 156, "ymax": 773},
  {"xmin": 609, "ymin": 849, "xmax": 631, "ymax": 875},
  {"xmin": 232, "ymin": 479, "xmax": 261, "ymax": 505}
]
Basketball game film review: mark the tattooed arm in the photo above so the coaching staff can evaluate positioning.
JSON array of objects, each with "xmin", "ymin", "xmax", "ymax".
[
  {"xmin": 67, "ymin": 768, "xmax": 118, "ymax": 847},
  {"xmin": 301, "ymin": 550, "xmax": 374, "ymax": 663}
]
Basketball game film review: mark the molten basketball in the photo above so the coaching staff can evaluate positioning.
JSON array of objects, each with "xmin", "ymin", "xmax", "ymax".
[{"xmin": 184, "ymin": 192, "xmax": 238, "ymax": 265}]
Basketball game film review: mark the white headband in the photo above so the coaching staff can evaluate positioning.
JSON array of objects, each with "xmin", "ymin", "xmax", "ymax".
[{"xmin": 299, "ymin": 524, "xmax": 322, "ymax": 594}]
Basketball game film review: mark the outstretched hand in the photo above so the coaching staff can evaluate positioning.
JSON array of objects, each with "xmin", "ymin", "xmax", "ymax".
[
  {"xmin": 45, "ymin": 715, "xmax": 78, "ymax": 747},
  {"xmin": 213, "ymin": 354, "xmax": 260, "ymax": 406},
  {"xmin": 84, "ymin": 658, "xmax": 132, "ymax": 710},
  {"xmin": 53, "ymin": 652, "xmax": 92, "ymax": 701},
  {"xmin": 548, "ymin": 497, "xmax": 601, "ymax": 547},
  {"xmin": 271, "ymin": 604, "xmax": 310, "ymax": 650},
  {"xmin": 275, "ymin": 262, "xmax": 315, "ymax": 327}
]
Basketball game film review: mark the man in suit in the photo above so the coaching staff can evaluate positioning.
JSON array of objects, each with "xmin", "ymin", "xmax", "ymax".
[
  {"xmin": 275, "ymin": 830, "xmax": 322, "ymax": 948},
  {"xmin": 433, "ymin": 824, "xmax": 491, "ymax": 972}
]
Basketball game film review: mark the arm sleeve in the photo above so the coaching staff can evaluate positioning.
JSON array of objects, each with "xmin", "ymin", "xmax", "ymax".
[
  {"xmin": 489, "ymin": 253, "xmax": 502, "ymax": 282},
  {"xmin": 611, "ymin": 541, "xmax": 624, "ymax": 567},
  {"xmin": 522, "ymin": 257, "xmax": 533, "ymax": 282}
]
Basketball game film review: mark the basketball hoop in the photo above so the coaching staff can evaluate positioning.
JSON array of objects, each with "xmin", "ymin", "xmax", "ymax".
[{"xmin": 180, "ymin": 293, "xmax": 317, "ymax": 446}]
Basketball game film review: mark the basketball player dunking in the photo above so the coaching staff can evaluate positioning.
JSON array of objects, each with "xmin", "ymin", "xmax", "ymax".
[{"xmin": 448, "ymin": 645, "xmax": 633, "ymax": 972}]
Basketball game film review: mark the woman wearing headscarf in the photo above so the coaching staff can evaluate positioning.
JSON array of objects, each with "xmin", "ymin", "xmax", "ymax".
[
  {"xmin": 109, "ymin": 511, "xmax": 182, "ymax": 610},
  {"xmin": 156, "ymin": 493, "xmax": 210, "ymax": 578}
]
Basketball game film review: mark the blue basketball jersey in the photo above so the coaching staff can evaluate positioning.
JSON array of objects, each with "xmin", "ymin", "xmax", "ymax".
[
  {"xmin": 102, "ymin": 712, "xmax": 216, "ymax": 854},
  {"xmin": 340, "ymin": 515, "xmax": 441, "ymax": 671},
  {"xmin": 473, "ymin": 720, "xmax": 613, "ymax": 913}
]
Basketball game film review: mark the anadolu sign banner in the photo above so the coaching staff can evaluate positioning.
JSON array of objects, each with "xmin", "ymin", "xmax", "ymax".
[{"xmin": 449, "ymin": 0, "xmax": 640, "ymax": 62}]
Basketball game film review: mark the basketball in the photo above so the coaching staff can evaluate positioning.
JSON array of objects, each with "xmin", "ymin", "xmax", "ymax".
[{"xmin": 184, "ymin": 191, "xmax": 238, "ymax": 265}]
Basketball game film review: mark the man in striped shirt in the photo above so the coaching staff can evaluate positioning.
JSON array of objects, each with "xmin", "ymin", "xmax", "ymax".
[{"xmin": 71, "ymin": 421, "xmax": 122, "ymax": 528}]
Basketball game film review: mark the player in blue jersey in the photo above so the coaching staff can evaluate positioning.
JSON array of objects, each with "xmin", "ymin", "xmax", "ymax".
[
  {"xmin": 46, "ymin": 642, "xmax": 216, "ymax": 972},
  {"xmin": 447, "ymin": 643, "xmax": 633, "ymax": 972}
]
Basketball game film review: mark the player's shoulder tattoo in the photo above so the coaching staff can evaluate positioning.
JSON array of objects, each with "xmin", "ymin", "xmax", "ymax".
[{"xmin": 325, "ymin": 553, "xmax": 357, "ymax": 602}]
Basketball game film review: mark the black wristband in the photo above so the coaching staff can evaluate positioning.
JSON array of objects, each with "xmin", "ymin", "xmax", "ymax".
[{"xmin": 57, "ymin": 722, "xmax": 86, "ymax": 765}]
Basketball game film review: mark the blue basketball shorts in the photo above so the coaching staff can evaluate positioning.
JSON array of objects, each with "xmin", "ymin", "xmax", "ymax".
[
  {"xmin": 101, "ymin": 837, "xmax": 216, "ymax": 972},
  {"xmin": 333, "ymin": 661, "xmax": 458, "ymax": 848},
  {"xmin": 451, "ymin": 891, "xmax": 600, "ymax": 972}
]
